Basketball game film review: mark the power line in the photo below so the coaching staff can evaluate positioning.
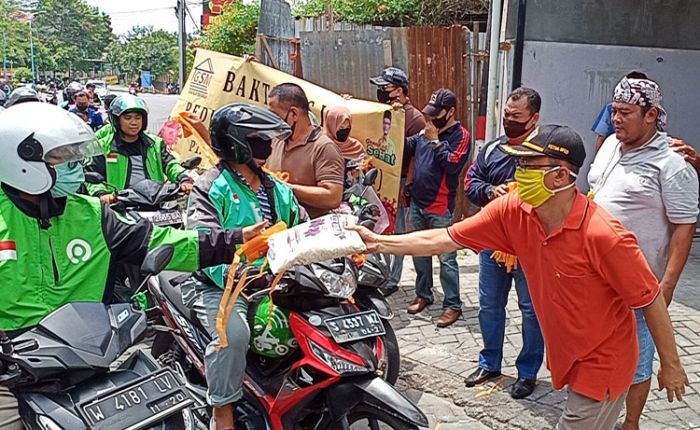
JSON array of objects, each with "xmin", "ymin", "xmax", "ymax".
[
  {"xmin": 184, "ymin": 3, "xmax": 201, "ymax": 33},
  {"xmin": 103, "ymin": 6, "xmax": 175, "ymax": 15}
]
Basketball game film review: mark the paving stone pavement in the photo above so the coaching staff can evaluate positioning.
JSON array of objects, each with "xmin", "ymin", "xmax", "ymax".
[{"xmin": 390, "ymin": 250, "xmax": 700, "ymax": 430}]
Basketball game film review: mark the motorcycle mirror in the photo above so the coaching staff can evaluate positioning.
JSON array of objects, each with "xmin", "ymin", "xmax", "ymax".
[
  {"xmin": 362, "ymin": 168, "xmax": 379, "ymax": 187},
  {"xmin": 180, "ymin": 156, "xmax": 202, "ymax": 170},
  {"xmin": 140, "ymin": 245, "xmax": 175, "ymax": 277},
  {"xmin": 85, "ymin": 172, "xmax": 106, "ymax": 184}
]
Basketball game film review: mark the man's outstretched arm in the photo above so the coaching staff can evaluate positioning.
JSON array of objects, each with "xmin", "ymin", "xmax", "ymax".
[{"xmin": 351, "ymin": 226, "xmax": 461, "ymax": 256}]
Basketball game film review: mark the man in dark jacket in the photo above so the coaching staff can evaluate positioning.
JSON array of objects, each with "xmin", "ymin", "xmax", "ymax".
[
  {"xmin": 464, "ymin": 87, "xmax": 545, "ymax": 399},
  {"xmin": 403, "ymin": 88, "xmax": 470, "ymax": 328},
  {"xmin": 369, "ymin": 67, "xmax": 426, "ymax": 292}
]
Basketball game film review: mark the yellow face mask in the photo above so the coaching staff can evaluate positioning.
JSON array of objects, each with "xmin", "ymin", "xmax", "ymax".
[{"xmin": 514, "ymin": 166, "xmax": 577, "ymax": 208}]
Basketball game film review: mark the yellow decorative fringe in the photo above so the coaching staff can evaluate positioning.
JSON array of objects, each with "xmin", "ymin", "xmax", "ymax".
[{"xmin": 490, "ymin": 250, "xmax": 518, "ymax": 273}]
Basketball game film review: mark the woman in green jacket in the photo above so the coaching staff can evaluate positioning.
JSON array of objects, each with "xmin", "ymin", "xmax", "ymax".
[{"xmin": 85, "ymin": 95, "xmax": 193, "ymax": 203}]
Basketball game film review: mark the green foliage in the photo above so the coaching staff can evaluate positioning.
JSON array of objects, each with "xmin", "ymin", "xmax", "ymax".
[
  {"xmin": 0, "ymin": 0, "xmax": 115, "ymax": 75},
  {"xmin": 12, "ymin": 66, "xmax": 32, "ymax": 82},
  {"xmin": 107, "ymin": 26, "xmax": 179, "ymax": 78},
  {"xmin": 199, "ymin": 1, "xmax": 260, "ymax": 56},
  {"xmin": 292, "ymin": 0, "xmax": 486, "ymax": 26},
  {"xmin": 32, "ymin": 0, "xmax": 114, "ymax": 72}
]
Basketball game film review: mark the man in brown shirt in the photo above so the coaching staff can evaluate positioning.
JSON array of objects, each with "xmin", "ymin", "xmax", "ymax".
[
  {"xmin": 370, "ymin": 67, "xmax": 426, "ymax": 291},
  {"xmin": 266, "ymin": 83, "xmax": 344, "ymax": 218}
]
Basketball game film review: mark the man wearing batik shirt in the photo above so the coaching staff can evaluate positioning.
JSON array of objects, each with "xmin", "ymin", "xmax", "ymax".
[{"xmin": 589, "ymin": 77, "xmax": 699, "ymax": 430}]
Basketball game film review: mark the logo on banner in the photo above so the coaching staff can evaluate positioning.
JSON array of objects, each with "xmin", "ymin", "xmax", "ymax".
[
  {"xmin": 0, "ymin": 241, "xmax": 17, "ymax": 261},
  {"xmin": 66, "ymin": 239, "xmax": 92, "ymax": 264},
  {"xmin": 189, "ymin": 58, "xmax": 214, "ymax": 98}
]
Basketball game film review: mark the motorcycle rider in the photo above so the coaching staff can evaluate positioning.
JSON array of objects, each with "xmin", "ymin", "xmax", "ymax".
[
  {"xmin": 60, "ymin": 81, "xmax": 83, "ymax": 110},
  {"xmin": 69, "ymin": 90, "xmax": 104, "ymax": 131},
  {"xmin": 0, "ymin": 102, "xmax": 266, "ymax": 429},
  {"xmin": 84, "ymin": 95, "xmax": 193, "ymax": 203},
  {"xmin": 85, "ymin": 81, "xmax": 102, "ymax": 108},
  {"xmin": 4, "ymin": 87, "xmax": 41, "ymax": 108},
  {"xmin": 182, "ymin": 103, "xmax": 306, "ymax": 430}
]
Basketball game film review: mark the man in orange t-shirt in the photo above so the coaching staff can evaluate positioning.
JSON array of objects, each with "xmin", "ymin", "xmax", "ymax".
[{"xmin": 350, "ymin": 125, "xmax": 688, "ymax": 430}]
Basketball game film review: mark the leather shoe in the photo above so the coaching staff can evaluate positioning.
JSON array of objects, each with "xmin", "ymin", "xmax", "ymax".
[
  {"xmin": 435, "ymin": 308, "xmax": 462, "ymax": 327},
  {"xmin": 509, "ymin": 378, "xmax": 536, "ymax": 399},
  {"xmin": 464, "ymin": 367, "xmax": 501, "ymax": 387},
  {"xmin": 407, "ymin": 297, "xmax": 430, "ymax": 314}
]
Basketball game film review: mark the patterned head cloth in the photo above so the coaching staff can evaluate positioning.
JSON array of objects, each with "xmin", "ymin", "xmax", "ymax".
[{"xmin": 613, "ymin": 77, "xmax": 667, "ymax": 131}]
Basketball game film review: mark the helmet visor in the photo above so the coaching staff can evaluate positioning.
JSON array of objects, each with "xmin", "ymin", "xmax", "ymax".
[
  {"xmin": 44, "ymin": 138, "xmax": 102, "ymax": 165},
  {"xmin": 247, "ymin": 128, "xmax": 292, "ymax": 143}
]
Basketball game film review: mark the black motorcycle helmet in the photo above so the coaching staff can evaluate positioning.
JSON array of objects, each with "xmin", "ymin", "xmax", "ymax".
[{"xmin": 209, "ymin": 103, "xmax": 291, "ymax": 164}]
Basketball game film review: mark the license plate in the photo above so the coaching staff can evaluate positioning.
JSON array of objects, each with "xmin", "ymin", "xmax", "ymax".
[
  {"xmin": 149, "ymin": 211, "xmax": 181, "ymax": 226},
  {"xmin": 324, "ymin": 310, "xmax": 386, "ymax": 343},
  {"xmin": 79, "ymin": 369, "xmax": 193, "ymax": 430}
]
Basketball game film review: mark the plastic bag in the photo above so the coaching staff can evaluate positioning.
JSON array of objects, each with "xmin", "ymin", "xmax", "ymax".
[
  {"xmin": 266, "ymin": 214, "xmax": 367, "ymax": 274},
  {"xmin": 158, "ymin": 119, "xmax": 181, "ymax": 149}
]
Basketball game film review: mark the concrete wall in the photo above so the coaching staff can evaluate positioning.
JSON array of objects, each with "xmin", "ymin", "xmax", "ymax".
[{"xmin": 521, "ymin": 40, "xmax": 700, "ymax": 187}]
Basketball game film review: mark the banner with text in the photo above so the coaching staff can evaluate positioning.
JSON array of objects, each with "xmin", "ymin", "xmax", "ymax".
[{"xmin": 170, "ymin": 49, "xmax": 405, "ymax": 227}]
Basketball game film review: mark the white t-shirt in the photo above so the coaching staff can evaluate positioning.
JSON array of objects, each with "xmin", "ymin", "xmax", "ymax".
[{"xmin": 588, "ymin": 132, "xmax": 699, "ymax": 279}]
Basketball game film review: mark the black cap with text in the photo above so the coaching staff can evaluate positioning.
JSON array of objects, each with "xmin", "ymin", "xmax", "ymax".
[
  {"xmin": 422, "ymin": 88, "xmax": 457, "ymax": 117},
  {"xmin": 499, "ymin": 124, "xmax": 587, "ymax": 167}
]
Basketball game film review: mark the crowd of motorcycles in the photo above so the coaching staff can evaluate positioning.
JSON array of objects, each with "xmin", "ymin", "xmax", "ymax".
[{"xmin": 0, "ymin": 149, "xmax": 430, "ymax": 429}]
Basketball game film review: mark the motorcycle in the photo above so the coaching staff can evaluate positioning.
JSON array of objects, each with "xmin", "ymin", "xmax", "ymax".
[
  {"xmin": 340, "ymin": 168, "xmax": 401, "ymax": 384},
  {"xmin": 167, "ymin": 83, "xmax": 180, "ymax": 95},
  {"xmin": 129, "ymin": 82, "xmax": 139, "ymax": 95},
  {"xmin": 146, "ymin": 246, "xmax": 428, "ymax": 428},
  {"xmin": 84, "ymin": 156, "xmax": 201, "ymax": 229},
  {"xmin": 83, "ymin": 156, "xmax": 201, "ymax": 302},
  {"xmin": 0, "ymin": 247, "xmax": 197, "ymax": 429}
]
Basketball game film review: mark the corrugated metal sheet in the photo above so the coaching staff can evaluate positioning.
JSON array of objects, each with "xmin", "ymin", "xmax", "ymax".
[
  {"xmin": 408, "ymin": 26, "xmax": 470, "ymax": 125},
  {"xmin": 300, "ymin": 28, "xmax": 409, "ymax": 100},
  {"xmin": 258, "ymin": 0, "xmax": 296, "ymax": 75}
]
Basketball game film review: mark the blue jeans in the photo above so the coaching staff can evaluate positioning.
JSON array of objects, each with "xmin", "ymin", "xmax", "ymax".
[
  {"xmin": 388, "ymin": 204, "xmax": 407, "ymax": 288},
  {"xmin": 388, "ymin": 178, "xmax": 408, "ymax": 289},
  {"xmin": 478, "ymin": 250, "xmax": 544, "ymax": 380},
  {"xmin": 409, "ymin": 202, "xmax": 461, "ymax": 310},
  {"xmin": 633, "ymin": 309, "xmax": 655, "ymax": 384}
]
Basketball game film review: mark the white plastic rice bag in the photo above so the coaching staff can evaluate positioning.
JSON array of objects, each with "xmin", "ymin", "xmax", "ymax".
[{"xmin": 267, "ymin": 214, "xmax": 367, "ymax": 274}]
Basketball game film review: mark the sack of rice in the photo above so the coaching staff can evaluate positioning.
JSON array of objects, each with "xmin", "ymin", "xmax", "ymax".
[{"xmin": 267, "ymin": 214, "xmax": 366, "ymax": 274}]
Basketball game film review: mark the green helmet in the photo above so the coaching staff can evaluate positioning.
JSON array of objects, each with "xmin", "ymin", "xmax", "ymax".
[
  {"xmin": 250, "ymin": 297, "xmax": 297, "ymax": 358},
  {"xmin": 109, "ymin": 95, "xmax": 149, "ymax": 134}
]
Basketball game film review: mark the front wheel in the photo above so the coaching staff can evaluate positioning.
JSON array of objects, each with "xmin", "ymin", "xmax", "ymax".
[
  {"xmin": 379, "ymin": 321, "xmax": 400, "ymax": 385},
  {"xmin": 346, "ymin": 404, "xmax": 419, "ymax": 430}
]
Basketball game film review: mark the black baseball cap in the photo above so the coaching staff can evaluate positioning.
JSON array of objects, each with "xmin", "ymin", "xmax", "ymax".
[
  {"xmin": 422, "ymin": 88, "xmax": 457, "ymax": 116},
  {"xmin": 499, "ymin": 124, "xmax": 587, "ymax": 168},
  {"xmin": 369, "ymin": 67, "xmax": 409, "ymax": 88}
]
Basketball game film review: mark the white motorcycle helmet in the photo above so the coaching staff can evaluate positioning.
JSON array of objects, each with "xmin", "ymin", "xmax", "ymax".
[{"xmin": 0, "ymin": 102, "xmax": 101, "ymax": 195}]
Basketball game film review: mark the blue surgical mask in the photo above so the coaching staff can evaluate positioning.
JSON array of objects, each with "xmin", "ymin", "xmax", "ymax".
[{"xmin": 51, "ymin": 161, "xmax": 85, "ymax": 198}]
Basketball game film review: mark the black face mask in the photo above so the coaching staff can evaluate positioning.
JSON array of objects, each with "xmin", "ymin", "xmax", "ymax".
[
  {"xmin": 431, "ymin": 112, "xmax": 452, "ymax": 129},
  {"xmin": 336, "ymin": 128, "xmax": 351, "ymax": 142},
  {"xmin": 376, "ymin": 89, "xmax": 391, "ymax": 104},
  {"xmin": 76, "ymin": 103, "xmax": 88, "ymax": 111},
  {"xmin": 503, "ymin": 117, "xmax": 534, "ymax": 138},
  {"xmin": 249, "ymin": 137, "xmax": 273, "ymax": 161}
]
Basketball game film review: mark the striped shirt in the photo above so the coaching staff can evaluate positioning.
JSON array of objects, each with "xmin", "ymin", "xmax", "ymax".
[{"xmin": 233, "ymin": 170, "xmax": 274, "ymax": 223}]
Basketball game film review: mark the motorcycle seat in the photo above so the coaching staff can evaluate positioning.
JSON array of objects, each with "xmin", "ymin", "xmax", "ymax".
[{"xmin": 158, "ymin": 272, "xmax": 204, "ymax": 327}]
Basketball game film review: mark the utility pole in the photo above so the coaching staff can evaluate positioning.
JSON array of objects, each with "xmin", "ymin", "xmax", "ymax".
[
  {"xmin": 176, "ymin": 0, "xmax": 187, "ymax": 89},
  {"xmin": 2, "ymin": 32, "xmax": 7, "ymax": 80},
  {"xmin": 29, "ymin": 20, "xmax": 36, "ymax": 82}
]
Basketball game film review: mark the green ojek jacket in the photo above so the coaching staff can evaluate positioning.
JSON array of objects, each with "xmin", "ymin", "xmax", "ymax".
[
  {"xmin": 186, "ymin": 162, "xmax": 306, "ymax": 288},
  {"xmin": 0, "ymin": 185, "xmax": 243, "ymax": 331},
  {"xmin": 85, "ymin": 125, "xmax": 187, "ymax": 196}
]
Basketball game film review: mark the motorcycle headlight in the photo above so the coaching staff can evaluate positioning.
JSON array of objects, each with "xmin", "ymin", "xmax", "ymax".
[
  {"xmin": 308, "ymin": 339, "xmax": 368, "ymax": 375},
  {"xmin": 313, "ymin": 265, "xmax": 357, "ymax": 299}
]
